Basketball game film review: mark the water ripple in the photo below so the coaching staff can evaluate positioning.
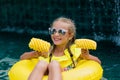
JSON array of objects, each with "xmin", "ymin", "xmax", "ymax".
[{"xmin": 0, "ymin": 57, "xmax": 18, "ymax": 80}]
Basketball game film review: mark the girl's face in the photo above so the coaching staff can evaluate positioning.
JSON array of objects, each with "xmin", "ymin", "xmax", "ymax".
[{"xmin": 50, "ymin": 21, "xmax": 72, "ymax": 46}]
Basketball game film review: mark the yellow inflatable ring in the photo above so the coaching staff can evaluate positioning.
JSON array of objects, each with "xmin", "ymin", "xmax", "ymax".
[{"xmin": 8, "ymin": 59, "xmax": 103, "ymax": 80}]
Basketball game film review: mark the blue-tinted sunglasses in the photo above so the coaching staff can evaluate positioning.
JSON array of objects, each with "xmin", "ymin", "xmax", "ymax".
[{"xmin": 48, "ymin": 28, "xmax": 68, "ymax": 35}]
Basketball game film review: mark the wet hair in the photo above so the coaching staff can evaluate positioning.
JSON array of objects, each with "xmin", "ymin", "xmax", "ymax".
[{"xmin": 49, "ymin": 17, "xmax": 76, "ymax": 68}]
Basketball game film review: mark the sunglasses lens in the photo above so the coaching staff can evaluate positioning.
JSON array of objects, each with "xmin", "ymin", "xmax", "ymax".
[
  {"xmin": 49, "ymin": 28, "xmax": 55, "ymax": 34},
  {"xmin": 58, "ymin": 29, "xmax": 66, "ymax": 35}
]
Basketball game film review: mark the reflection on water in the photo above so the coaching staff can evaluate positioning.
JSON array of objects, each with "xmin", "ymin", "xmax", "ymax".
[
  {"xmin": 0, "ymin": 57, "xmax": 17, "ymax": 80},
  {"xmin": 0, "ymin": 32, "xmax": 120, "ymax": 80}
]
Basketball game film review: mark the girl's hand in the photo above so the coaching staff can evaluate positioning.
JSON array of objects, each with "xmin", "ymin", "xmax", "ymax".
[
  {"xmin": 80, "ymin": 49, "xmax": 89, "ymax": 59},
  {"xmin": 80, "ymin": 49, "xmax": 101, "ymax": 64}
]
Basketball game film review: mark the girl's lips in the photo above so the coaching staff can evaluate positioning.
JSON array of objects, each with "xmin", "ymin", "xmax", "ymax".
[
  {"xmin": 54, "ymin": 38, "xmax": 61, "ymax": 41},
  {"xmin": 53, "ymin": 37, "xmax": 62, "ymax": 42}
]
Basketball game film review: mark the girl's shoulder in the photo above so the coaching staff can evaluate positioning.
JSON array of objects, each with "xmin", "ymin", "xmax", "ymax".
[{"xmin": 64, "ymin": 44, "xmax": 81, "ymax": 59}]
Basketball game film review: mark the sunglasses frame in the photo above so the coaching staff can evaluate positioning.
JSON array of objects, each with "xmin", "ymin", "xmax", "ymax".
[{"xmin": 48, "ymin": 28, "xmax": 68, "ymax": 35}]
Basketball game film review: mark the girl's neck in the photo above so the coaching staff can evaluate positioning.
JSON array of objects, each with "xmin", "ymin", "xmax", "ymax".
[{"xmin": 53, "ymin": 45, "xmax": 67, "ymax": 56}]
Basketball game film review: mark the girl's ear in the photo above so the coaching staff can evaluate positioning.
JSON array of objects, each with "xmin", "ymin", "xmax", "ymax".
[{"xmin": 69, "ymin": 33, "xmax": 74, "ymax": 40}]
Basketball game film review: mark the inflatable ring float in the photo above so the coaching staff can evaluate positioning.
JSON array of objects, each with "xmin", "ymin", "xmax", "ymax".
[
  {"xmin": 8, "ymin": 59, "xmax": 103, "ymax": 80},
  {"xmin": 8, "ymin": 38, "xmax": 103, "ymax": 80}
]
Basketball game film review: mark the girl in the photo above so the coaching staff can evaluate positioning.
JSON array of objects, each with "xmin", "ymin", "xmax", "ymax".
[{"xmin": 20, "ymin": 17, "xmax": 101, "ymax": 80}]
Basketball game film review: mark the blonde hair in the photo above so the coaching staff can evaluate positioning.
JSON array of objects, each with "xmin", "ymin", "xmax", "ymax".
[{"xmin": 51, "ymin": 17, "xmax": 76, "ymax": 37}]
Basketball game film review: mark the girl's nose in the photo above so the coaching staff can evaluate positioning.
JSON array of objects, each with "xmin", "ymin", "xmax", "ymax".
[{"xmin": 54, "ymin": 31, "xmax": 60, "ymax": 36}]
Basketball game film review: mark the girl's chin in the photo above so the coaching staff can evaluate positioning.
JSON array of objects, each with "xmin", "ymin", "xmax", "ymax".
[
  {"xmin": 54, "ymin": 43, "xmax": 61, "ymax": 45},
  {"xmin": 53, "ymin": 41, "xmax": 61, "ymax": 45}
]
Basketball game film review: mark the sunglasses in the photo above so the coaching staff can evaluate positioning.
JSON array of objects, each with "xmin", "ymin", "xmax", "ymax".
[{"xmin": 48, "ymin": 28, "xmax": 68, "ymax": 35}]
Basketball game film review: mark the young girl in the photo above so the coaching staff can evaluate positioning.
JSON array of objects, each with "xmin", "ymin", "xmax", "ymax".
[{"xmin": 20, "ymin": 17, "xmax": 101, "ymax": 80}]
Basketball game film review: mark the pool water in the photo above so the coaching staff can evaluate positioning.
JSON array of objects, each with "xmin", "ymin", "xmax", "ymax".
[{"xmin": 0, "ymin": 32, "xmax": 120, "ymax": 80}]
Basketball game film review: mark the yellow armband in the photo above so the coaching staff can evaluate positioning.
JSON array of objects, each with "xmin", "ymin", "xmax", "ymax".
[
  {"xmin": 75, "ymin": 39, "xmax": 97, "ymax": 50},
  {"xmin": 29, "ymin": 38, "xmax": 51, "ymax": 57}
]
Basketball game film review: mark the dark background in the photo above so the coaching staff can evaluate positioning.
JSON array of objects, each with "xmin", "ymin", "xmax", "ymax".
[{"xmin": 0, "ymin": 0, "xmax": 119, "ymax": 37}]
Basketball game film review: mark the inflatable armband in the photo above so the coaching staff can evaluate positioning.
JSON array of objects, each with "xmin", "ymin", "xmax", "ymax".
[
  {"xmin": 75, "ymin": 39, "xmax": 96, "ymax": 50},
  {"xmin": 29, "ymin": 38, "xmax": 51, "ymax": 57}
]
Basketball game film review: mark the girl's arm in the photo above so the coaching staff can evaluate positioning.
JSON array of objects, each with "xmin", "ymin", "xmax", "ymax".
[
  {"xmin": 80, "ymin": 49, "xmax": 101, "ymax": 64},
  {"xmin": 20, "ymin": 51, "xmax": 40, "ymax": 60}
]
